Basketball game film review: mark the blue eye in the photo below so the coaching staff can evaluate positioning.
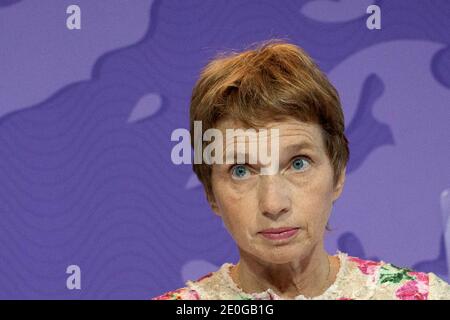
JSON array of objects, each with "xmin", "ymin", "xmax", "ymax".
[
  {"xmin": 231, "ymin": 165, "xmax": 250, "ymax": 179},
  {"xmin": 291, "ymin": 157, "xmax": 310, "ymax": 171}
]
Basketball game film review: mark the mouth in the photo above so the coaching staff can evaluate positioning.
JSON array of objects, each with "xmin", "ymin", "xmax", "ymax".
[{"xmin": 258, "ymin": 227, "xmax": 300, "ymax": 241}]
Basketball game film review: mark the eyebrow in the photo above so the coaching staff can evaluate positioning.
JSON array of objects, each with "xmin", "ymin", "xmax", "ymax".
[
  {"xmin": 222, "ymin": 140, "xmax": 317, "ymax": 164},
  {"xmin": 282, "ymin": 141, "xmax": 317, "ymax": 154}
]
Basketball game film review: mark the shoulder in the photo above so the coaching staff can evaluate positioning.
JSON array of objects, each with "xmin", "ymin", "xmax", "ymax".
[
  {"xmin": 151, "ymin": 269, "xmax": 218, "ymax": 300},
  {"xmin": 151, "ymin": 287, "xmax": 201, "ymax": 300},
  {"xmin": 344, "ymin": 253, "xmax": 450, "ymax": 300},
  {"xmin": 428, "ymin": 272, "xmax": 450, "ymax": 300}
]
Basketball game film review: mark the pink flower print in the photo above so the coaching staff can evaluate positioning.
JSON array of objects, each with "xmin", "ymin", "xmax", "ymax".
[
  {"xmin": 152, "ymin": 288, "xmax": 185, "ymax": 300},
  {"xmin": 187, "ymin": 289, "xmax": 201, "ymax": 300},
  {"xmin": 407, "ymin": 271, "xmax": 428, "ymax": 283},
  {"xmin": 348, "ymin": 257, "xmax": 381, "ymax": 275},
  {"xmin": 395, "ymin": 279, "xmax": 428, "ymax": 300},
  {"xmin": 405, "ymin": 271, "xmax": 429, "ymax": 298}
]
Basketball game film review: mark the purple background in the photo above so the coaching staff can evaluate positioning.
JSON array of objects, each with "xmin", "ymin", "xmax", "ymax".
[{"xmin": 0, "ymin": 0, "xmax": 449, "ymax": 299}]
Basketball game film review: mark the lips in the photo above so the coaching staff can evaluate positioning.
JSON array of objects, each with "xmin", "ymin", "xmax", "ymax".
[
  {"xmin": 259, "ymin": 227, "xmax": 299, "ymax": 234},
  {"xmin": 258, "ymin": 227, "xmax": 300, "ymax": 241}
]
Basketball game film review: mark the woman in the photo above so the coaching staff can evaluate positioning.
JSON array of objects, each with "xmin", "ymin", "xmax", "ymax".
[{"xmin": 154, "ymin": 40, "xmax": 450, "ymax": 300}]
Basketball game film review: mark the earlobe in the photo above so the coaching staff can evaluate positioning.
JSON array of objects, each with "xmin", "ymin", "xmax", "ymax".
[
  {"xmin": 207, "ymin": 193, "xmax": 221, "ymax": 217},
  {"xmin": 332, "ymin": 167, "xmax": 346, "ymax": 202},
  {"xmin": 211, "ymin": 204, "xmax": 222, "ymax": 217}
]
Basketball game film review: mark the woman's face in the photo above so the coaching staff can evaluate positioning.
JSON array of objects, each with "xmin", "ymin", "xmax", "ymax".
[{"xmin": 209, "ymin": 118, "xmax": 346, "ymax": 264}]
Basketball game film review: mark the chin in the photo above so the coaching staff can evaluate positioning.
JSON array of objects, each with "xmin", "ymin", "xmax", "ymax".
[{"xmin": 257, "ymin": 245, "xmax": 305, "ymax": 265}]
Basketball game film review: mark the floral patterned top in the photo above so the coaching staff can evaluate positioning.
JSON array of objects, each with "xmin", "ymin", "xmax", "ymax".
[{"xmin": 152, "ymin": 252, "xmax": 450, "ymax": 300}]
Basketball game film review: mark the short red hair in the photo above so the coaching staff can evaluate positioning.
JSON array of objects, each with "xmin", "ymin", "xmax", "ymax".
[{"xmin": 190, "ymin": 39, "xmax": 349, "ymax": 199}]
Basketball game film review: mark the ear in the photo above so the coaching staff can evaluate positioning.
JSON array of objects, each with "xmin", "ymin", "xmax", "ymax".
[
  {"xmin": 207, "ymin": 191, "xmax": 222, "ymax": 217},
  {"xmin": 332, "ymin": 167, "xmax": 346, "ymax": 202}
]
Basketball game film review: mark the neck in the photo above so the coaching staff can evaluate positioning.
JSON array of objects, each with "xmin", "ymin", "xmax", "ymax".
[{"xmin": 231, "ymin": 244, "xmax": 337, "ymax": 299}]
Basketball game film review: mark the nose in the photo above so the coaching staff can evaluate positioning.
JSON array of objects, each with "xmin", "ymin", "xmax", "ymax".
[{"xmin": 258, "ymin": 175, "xmax": 291, "ymax": 220}]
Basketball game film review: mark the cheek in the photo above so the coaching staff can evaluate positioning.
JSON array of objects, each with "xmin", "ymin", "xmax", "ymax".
[
  {"xmin": 288, "ymin": 174, "xmax": 334, "ymax": 227},
  {"xmin": 221, "ymin": 192, "xmax": 254, "ymax": 219},
  {"xmin": 212, "ymin": 170, "xmax": 257, "ymax": 208},
  {"xmin": 214, "ymin": 184, "xmax": 259, "ymax": 237}
]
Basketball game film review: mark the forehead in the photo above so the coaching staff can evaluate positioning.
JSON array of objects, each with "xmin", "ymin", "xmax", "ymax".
[{"xmin": 215, "ymin": 118, "xmax": 326, "ymax": 151}]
